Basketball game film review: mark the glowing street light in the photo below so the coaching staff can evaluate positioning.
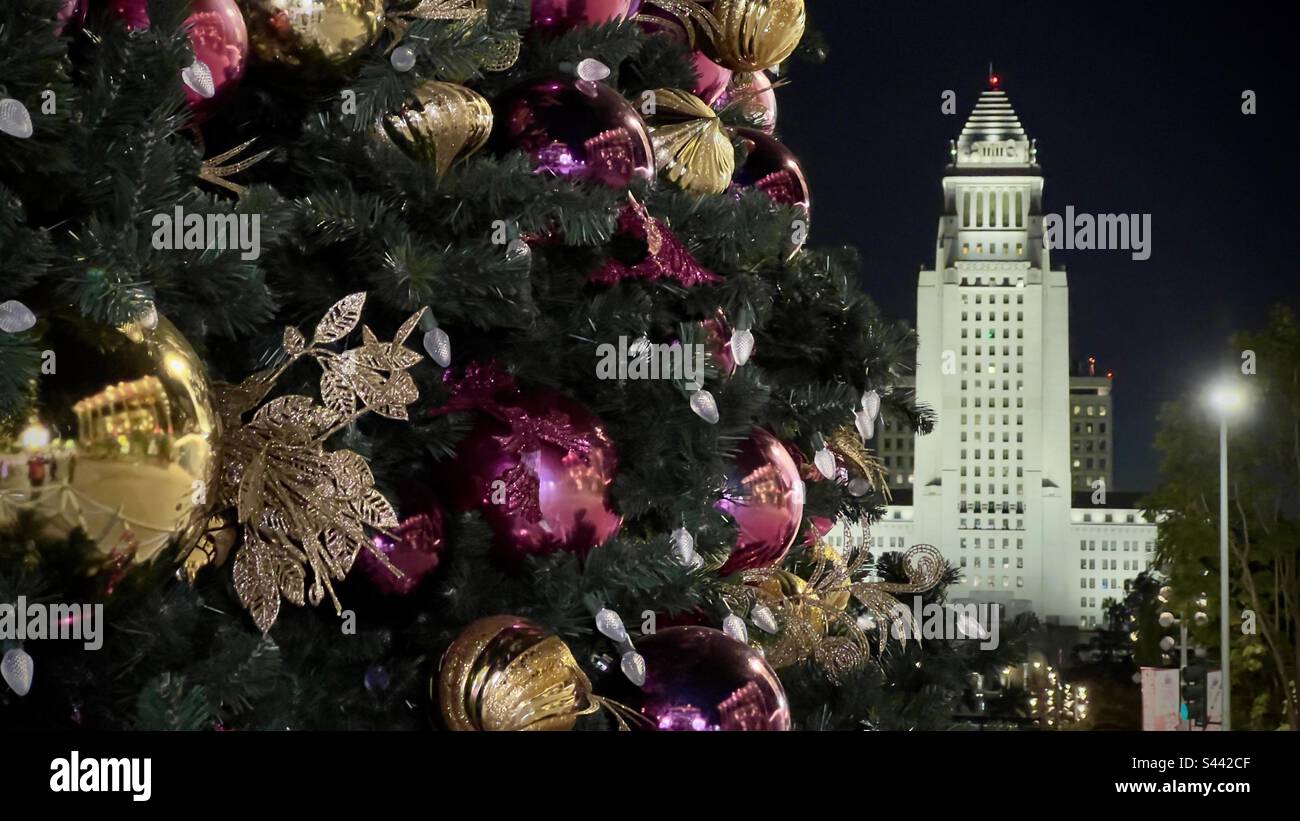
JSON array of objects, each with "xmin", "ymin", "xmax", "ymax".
[{"xmin": 1204, "ymin": 377, "xmax": 1249, "ymax": 731}]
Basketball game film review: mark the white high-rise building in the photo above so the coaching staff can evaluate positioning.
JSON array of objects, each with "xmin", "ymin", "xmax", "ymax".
[{"xmin": 855, "ymin": 83, "xmax": 1159, "ymax": 629}]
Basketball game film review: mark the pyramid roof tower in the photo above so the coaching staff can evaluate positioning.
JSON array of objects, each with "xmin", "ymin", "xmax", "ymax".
[{"xmin": 950, "ymin": 79, "xmax": 1037, "ymax": 172}]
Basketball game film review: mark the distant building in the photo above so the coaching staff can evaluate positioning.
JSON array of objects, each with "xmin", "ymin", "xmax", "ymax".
[{"xmin": 850, "ymin": 82, "xmax": 1159, "ymax": 629}]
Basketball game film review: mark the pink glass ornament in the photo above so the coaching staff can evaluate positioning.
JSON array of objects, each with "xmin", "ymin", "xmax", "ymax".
[
  {"xmin": 715, "ymin": 71, "xmax": 777, "ymax": 132},
  {"xmin": 490, "ymin": 76, "xmax": 654, "ymax": 189},
  {"xmin": 55, "ymin": 0, "xmax": 87, "ymax": 36},
  {"xmin": 601, "ymin": 627, "xmax": 791, "ymax": 731},
  {"xmin": 106, "ymin": 0, "xmax": 248, "ymax": 123},
  {"xmin": 731, "ymin": 127, "xmax": 809, "ymax": 212},
  {"xmin": 448, "ymin": 387, "xmax": 622, "ymax": 561},
  {"xmin": 715, "ymin": 428, "xmax": 805, "ymax": 575},
  {"xmin": 531, "ymin": 0, "xmax": 643, "ymax": 34}
]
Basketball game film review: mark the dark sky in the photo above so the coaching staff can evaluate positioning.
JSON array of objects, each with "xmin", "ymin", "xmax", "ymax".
[{"xmin": 779, "ymin": 0, "xmax": 1299, "ymax": 492}]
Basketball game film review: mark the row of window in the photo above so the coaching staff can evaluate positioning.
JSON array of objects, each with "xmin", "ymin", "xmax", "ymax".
[
  {"xmin": 962, "ymin": 312, "xmax": 1025, "ymax": 323},
  {"xmin": 960, "ymin": 537, "xmax": 1025, "ymax": 549},
  {"xmin": 960, "ymin": 483, "xmax": 1025, "ymax": 495},
  {"xmin": 1071, "ymin": 405, "xmax": 1108, "ymax": 417},
  {"xmin": 962, "ymin": 345, "xmax": 1024, "ymax": 357},
  {"xmin": 958, "ymin": 277, "xmax": 1026, "ymax": 288},
  {"xmin": 961, "ymin": 556, "xmax": 1025, "ymax": 569},
  {"xmin": 960, "ymin": 414, "xmax": 1025, "ymax": 426},
  {"xmin": 1079, "ymin": 538, "xmax": 1152, "ymax": 549},
  {"xmin": 1072, "ymin": 457, "xmax": 1108, "ymax": 470},
  {"xmin": 1072, "ymin": 440, "xmax": 1108, "ymax": 453},
  {"xmin": 965, "ymin": 293, "xmax": 1024, "ymax": 305},
  {"xmin": 969, "ymin": 575, "xmax": 1025, "ymax": 589},
  {"xmin": 961, "ymin": 449, "xmax": 1025, "ymax": 461},
  {"xmin": 1081, "ymin": 558, "xmax": 1144, "ymax": 571},
  {"xmin": 1072, "ymin": 422, "xmax": 1108, "ymax": 435},
  {"xmin": 961, "ymin": 430, "xmax": 1022, "ymax": 443},
  {"xmin": 959, "ymin": 518, "xmax": 1025, "ymax": 530},
  {"xmin": 960, "ymin": 242, "xmax": 1024, "ymax": 257},
  {"xmin": 962, "ymin": 328, "xmax": 1024, "ymax": 340},
  {"xmin": 959, "ymin": 189, "xmax": 1026, "ymax": 228},
  {"xmin": 959, "ymin": 501, "xmax": 1026, "ymax": 514}
]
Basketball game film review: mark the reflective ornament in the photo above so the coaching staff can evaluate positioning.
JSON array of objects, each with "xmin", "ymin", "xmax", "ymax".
[
  {"xmin": 389, "ymin": 44, "xmax": 417, "ymax": 72},
  {"xmin": 437, "ymin": 615, "xmax": 596, "ymax": 731},
  {"xmin": 715, "ymin": 428, "xmax": 804, "ymax": 574},
  {"xmin": 354, "ymin": 508, "xmax": 445, "ymax": 596},
  {"xmin": 646, "ymin": 88, "xmax": 735, "ymax": 195},
  {"xmin": 489, "ymin": 76, "xmax": 654, "ymax": 189},
  {"xmin": 732, "ymin": 127, "xmax": 810, "ymax": 213},
  {"xmin": 241, "ymin": 0, "xmax": 383, "ymax": 67},
  {"xmin": 0, "ymin": 311, "xmax": 218, "ymax": 564},
  {"xmin": 531, "ymin": 0, "xmax": 642, "ymax": 34},
  {"xmin": 447, "ymin": 386, "xmax": 622, "ymax": 561},
  {"xmin": 378, "ymin": 81, "xmax": 494, "ymax": 177},
  {"xmin": 599, "ymin": 626, "xmax": 790, "ymax": 731},
  {"xmin": 716, "ymin": 70, "xmax": 777, "ymax": 132},
  {"xmin": 690, "ymin": 52, "xmax": 733, "ymax": 106},
  {"xmin": 702, "ymin": 0, "xmax": 806, "ymax": 72},
  {"xmin": 107, "ymin": 0, "xmax": 248, "ymax": 123}
]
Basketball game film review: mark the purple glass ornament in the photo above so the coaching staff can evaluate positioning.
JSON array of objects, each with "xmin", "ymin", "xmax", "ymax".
[
  {"xmin": 450, "ymin": 389, "xmax": 622, "ymax": 561},
  {"xmin": 356, "ymin": 510, "xmax": 446, "ymax": 596},
  {"xmin": 715, "ymin": 71, "xmax": 778, "ymax": 132},
  {"xmin": 55, "ymin": 0, "xmax": 87, "ymax": 36},
  {"xmin": 715, "ymin": 428, "xmax": 805, "ymax": 575},
  {"xmin": 731, "ymin": 127, "xmax": 810, "ymax": 212},
  {"xmin": 490, "ymin": 76, "xmax": 654, "ymax": 189},
  {"xmin": 603, "ymin": 627, "xmax": 791, "ymax": 731},
  {"xmin": 531, "ymin": 0, "xmax": 643, "ymax": 34},
  {"xmin": 691, "ymin": 52, "xmax": 734, "ymax": 106},
  {"xmin": 106, "ymin": 0, "xmax": 248, "ymax": 123}
]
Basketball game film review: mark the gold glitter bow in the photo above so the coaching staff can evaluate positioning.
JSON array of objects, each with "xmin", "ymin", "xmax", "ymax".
[{"xmin": 198, "ymin": 139, "xmax": 272, "ymax": 197}]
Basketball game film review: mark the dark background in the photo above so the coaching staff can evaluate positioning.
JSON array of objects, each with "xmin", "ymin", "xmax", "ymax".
[{"xmin": 780, "ymin": 0, "xmax": 1299, "ymax": 492}]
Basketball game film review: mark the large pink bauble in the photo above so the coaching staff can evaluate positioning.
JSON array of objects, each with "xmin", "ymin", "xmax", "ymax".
[
  {"xmin": 715, "ymin": 427, "xmax": 805, "ymax": 575},
  {"xmin": 731, "ymin": 127, "xmax": 809, "ymax": 212},
  {"xmin": 55, "ymin": 0, "xmax": 87, "ymax": 35},
  {"xmin": 716, "ymin": 71, "xmax": 777, "ymax": 132},
  {"xmin": 106, "ymin": 0, "xmax": 248, "ymax": 123},
  {"xmin": 531, "ymin": 0, "xmax": 643, "ymax": 34},
  {"xmin": 600, "ymin": 627, "xmax": 791, "ymax": 731},
  {"xmin": 490, "ymin": 76, "xmax": 654, "ymax": 189},
  {"xmin": 450, "ymin": 390, "xmax": 622, "ymax": 561}
]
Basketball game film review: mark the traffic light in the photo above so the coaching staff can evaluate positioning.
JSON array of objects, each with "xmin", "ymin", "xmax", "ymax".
[{"xmin": 1181, "ymin": 663, "xmax": 1207, "ymax": 726}]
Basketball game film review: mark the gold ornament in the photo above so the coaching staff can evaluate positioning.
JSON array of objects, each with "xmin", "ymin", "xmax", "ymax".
[
  {"xmin": 378, "ymin": 81, "xmax": 494, "ymax": 177},
  {"xmin": 242, "ymin": 0, "xmax": 385, "ymax": 67},
  {"xmin": 726, "ymin": 535, "xmax": 946, "ymax": 682},
  {"xmin": 0, "ymin": 311, "xmax": 218, "ymax": 565},
  {"xmin": 202, "ymin": 293, "xmax": 425, "ymax": 632},
  {"xmin": 437, "ymin": 615, "xmax": 599, "ymax": 731},
  {"xmin": 645, "ymin": 88, "xmax": 735, "ymax": 195},
  {"xmin": 198, "ymin": 139, "xmax": 273, "ymax": 197},
  {"xmin": 703, "ymin": 0, "xmax": 806, "ymax": 73}
]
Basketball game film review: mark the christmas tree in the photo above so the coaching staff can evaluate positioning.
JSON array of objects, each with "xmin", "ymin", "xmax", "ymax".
[{"xmin": 1, "ymin": 0, "xmax": 1024, "ymax": 731}]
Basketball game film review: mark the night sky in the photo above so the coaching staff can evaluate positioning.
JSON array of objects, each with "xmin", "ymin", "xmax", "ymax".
[{"xmin": 779, "ymin": 0, "xmax": 1299, "ymax": 492}]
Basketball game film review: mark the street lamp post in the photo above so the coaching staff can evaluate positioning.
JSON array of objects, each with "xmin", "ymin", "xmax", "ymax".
[{"xmin": 1208, "ymin": 383, "xmax": 1244, "ymax": 731}]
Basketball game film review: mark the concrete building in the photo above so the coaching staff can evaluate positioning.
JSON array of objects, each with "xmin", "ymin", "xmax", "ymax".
[{"xmin": 853, "ymin": 82, "xmax": 1159, "ymax": 629}]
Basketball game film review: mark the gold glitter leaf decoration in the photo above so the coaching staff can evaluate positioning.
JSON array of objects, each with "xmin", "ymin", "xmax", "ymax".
[{"xmin": 207, "ymin": 293, "xmax": 425, "ymax": 632}]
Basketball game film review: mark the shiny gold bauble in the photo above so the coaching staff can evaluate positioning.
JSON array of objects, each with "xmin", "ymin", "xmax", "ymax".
[
  {"xmin": 646, "ymin": 88, "xmax": 735, "ymax": 195},
  {"xmin": 436, "ymin": 615, "xmax": 595, "ymax": 731},
  {"xmin": 241, "ymin": 0, "xmax": 384, "ymax": 67},
  {"xmin": 378, "ymin": 81, "xmax": 494, "ymax": 177},
  {"xmin": 703, "ymin": 0, "xmax": 806, "ymax": 73},
  {"xmin": 0, "ymin": 311, "xmax": 219, "ymax": 564}
]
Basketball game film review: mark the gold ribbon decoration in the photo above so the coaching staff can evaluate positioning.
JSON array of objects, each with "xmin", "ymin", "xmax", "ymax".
[
  {"xmin": 198, "ymin": 139, "xmax": 272, "ymax": 197},
  {"xmin": 645, "ymin": 88, "xmax": 735, "ymax": 195}
]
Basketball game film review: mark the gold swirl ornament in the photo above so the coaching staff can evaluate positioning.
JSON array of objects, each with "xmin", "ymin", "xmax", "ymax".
[
  {"xmin": 646, "ymin": 88, "xmax": 736, "ymax": 195},
  {"xmin": 378, "ymin": 81, "xmax": 494, "ymax": 177},
  {"xmin": 704, "ymin": 0, "xmax": 806, "ymax": 73},
  {"xmin": 437, "ymin": 615, "xmax": 598, "ymax": 731}
]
